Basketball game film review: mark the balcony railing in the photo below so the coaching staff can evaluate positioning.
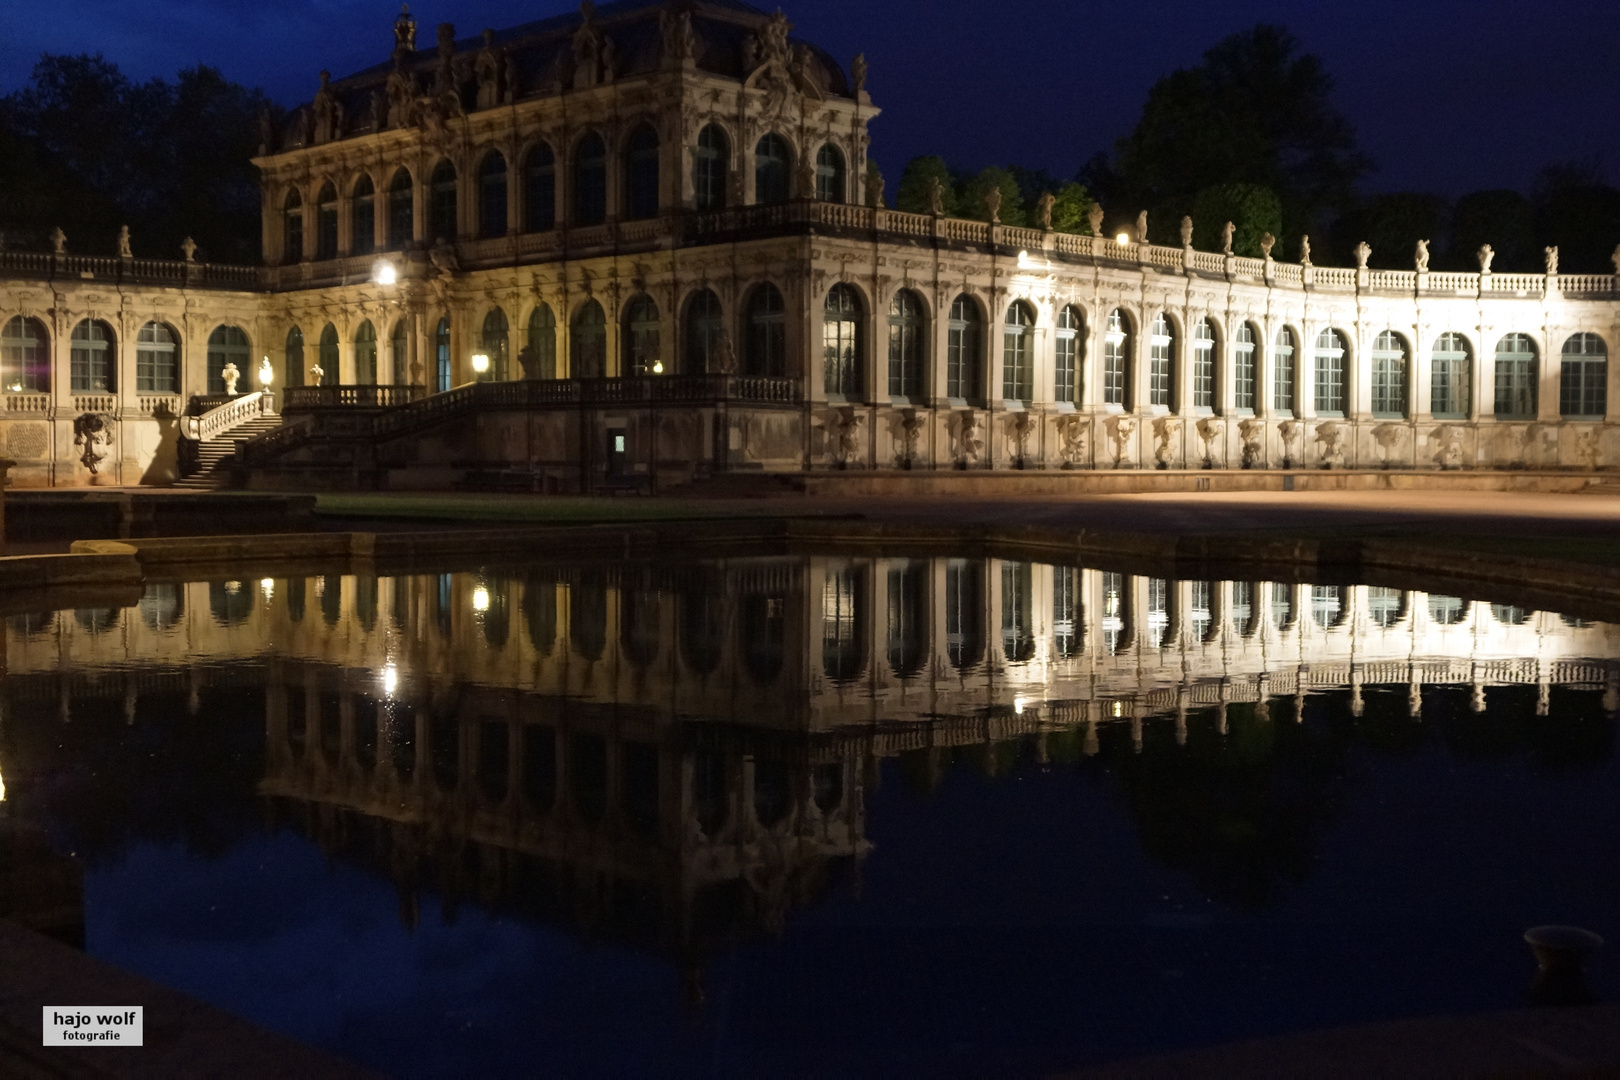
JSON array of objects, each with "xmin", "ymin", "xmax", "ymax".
[
  {"xmin": 0, "ymin": 250, "xmax": 261, "ymax": 289},
  {"xmin": 282, "ymin": 385, "xmax": 426, "ymax": 410}
]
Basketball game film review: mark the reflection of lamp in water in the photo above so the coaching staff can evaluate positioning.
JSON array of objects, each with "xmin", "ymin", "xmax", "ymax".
[
  {"xmin": 1014, "ymin": 696, "xmax": 1027, "ymax": 715},
  {"xmin": 225, "ymin": 580, "xmax": 242, "ymax": 595},
  {"xmin": 382, "ymin": 663, "xmax": 399, "ymax": 696},
  {"xmin": 472, "ymin": 586, "xmax": 490, "ymax": 612},
  {"xmin": 259, "ymin": 578, "xmax": 274, "ymax": 600},
  {"xmin": 0, "ymin": 759, "xmax": 6, "ymax": 802}
]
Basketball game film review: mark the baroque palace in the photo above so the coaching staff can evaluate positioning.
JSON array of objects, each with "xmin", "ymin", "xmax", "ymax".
[{"xmin": 1, "ymin": 0, "xmax": 1618, "ymax": 489}]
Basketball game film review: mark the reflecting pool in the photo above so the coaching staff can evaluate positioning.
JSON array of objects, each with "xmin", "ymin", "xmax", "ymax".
[{"xmin": 2, "ymin": 555, "xmax": 1617, "ymax": 1076}]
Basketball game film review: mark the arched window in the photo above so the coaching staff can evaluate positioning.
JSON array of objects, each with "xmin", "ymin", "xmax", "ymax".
[
  {"xmin": 683, "ymin": 289, "xmax": 724, "ymax": 374},
  {"xmin": 1560, "ymin": 333, "xmax": 1607, "ymax": 419},
  {"xmin": 1002, "ymin": 301, "xmax": 1035, "ymax": 403},
  {"xmin": 744, "ymin": 283, "xmax": 786, "ymax": 376},
  {"xmin": 315, "ymin": 182, "xmax": 338, "ymax": 259},
  {"xmin": 888, "ymin": 289, "xmax": 926, "ymax": 401},
  {"xmin": 76, "ymin": 606, "xmax": 119, "ymax": 635},
  {"xmin": 1274, "ymin": 327, "xmax": 1297, "ymax": 412},
  {"xmin": 354, "ymin": 320, "xmax": 378, "ymax": 385},
  {"xmin": 620, "ymin": 589, "xmax": 661, "ymax": 669},
  {"xmin": 2, "ymin": 316, "xmax": 50, "ymax": 393},
  {"xmin": 318, "ymin": 323, "xmax": 339, "ymax": 386},
  {"xmin": 823, "ymin": 284, "xmax": 861, "ymax": 397},
  {"xmin": 1428, "ymin": 595, "xmax": 1469, "ymax": 626},
  {"xmin": 1191, "ymin": 580, "xmax": 1217, "ymax": 642},
  {"xmin": 1148, "ymin": 312, "xmax": 1175, "ymax": 409},
  {"xmin": 387, "ymin": 168, "xmax": 413, "ymax": 248},
  {"xmin": 1367, "ymin": 587, "xmax": 1407, "ymax": 628},
  {"xmin": 523, "ymin": 574, "xmax": 556, "ymax": 656},
  {"xmin": 623, "ymin": 123, "xmax": 659, "ymax": 220},
  {"xmin": 1314, "ymin": 329, "xmax": 1348, "ymax": 416},
  {"xmin": 1311, "ymin": 585, "xmax": 1344, "ymax": 630},
  {"xmin": 527, "ymin": 304, "xmax": 556, "ymax": 379},
  {"xmin": 209, "ymin": 580, "xmax": 254, "ymax": 627},
  {"xmin": 1192, "ymin": 317, "xmax": 1217, "ymax": 410},
  {"xmin": 571, "ymin": 300, "xmax": 606, "ymax": 378},
  {"xmin": 694, "ymin": 124, "xmax": 728, "ymax": 211},
  {"xmin": 1101, "ymin": 572, "xmax": 1131, "ymax": 655},
  {"xmin": 944, "ymin": 559, "xmax": 985, "ymax": 671},
  {"xmin": 740, "ymin": 591, "xmax": 785, "ymax": 683},
  {"xmin": 677, "ymin": 580, "xmax": 720, "ymax": 674},
  {"xmin": 70, "ymin": 319, "xmax": 114, "ymax": 392},
  {"xmin": 1371, "ymin": 330, "xmax": 1409, "ymax": 417},
  {"xmin": 815, "ymin": 143, "xmax": 845, "ymax": 203},
  {"xmin": 1270, "ymin": 582, "xmax": 1294, "ymax": 631},
  {"xmin": 434, "ymin": 318, "xmax": 451, "ymax": 392},
  {"xmin": 480, "ymin": 308, "xmax": 509, "ymax": 381},
  {"xmin": 1494, "ymin": 333, "xmax": 1538, "ymax": 419},
  {"xmin": 822, "ymin": 565, "xmax": 868, "ymax": 683},
  {"xmin": 947, "ymin": 295, "xmax": 984, "ymax": 403},
  {"xmin": 206, "ymin": 327, "xmax": 250, "ymax": 395},
  {"xmin": 389, "ymin": 318, "xmax": 408, "ymax": 383},
  {"xmin": 1055, "ymin": 306, "xmax": 1082, "ymax": 404},
  {"xmin": 1147, "ymin": 577, "xmax": 1175, "ymax": 649},
  {"xmin": 429, "ymin": 160, "xmax": 457, "ymax": 241},
  {"xmin": 1053, "ymin": 566, "xmax": 1082, "ymax": 658},
  {"xmin": 523, "ymin": 143, "xmax": 556, "ymax": 231},
  {"xmin": 283, "ymin": 188, "xmax": 304, "ymax": 262},
  {"xmin": 351, "ymin": 174, "xmax": 376, "ymax": 255},
  {"xmin": 479, "ymin": 151, "xmax": 507, "ymax": 238},
  {"xmin": 754, "ymin": 133, "xmax": 790, "ymax": 204},
  {"xmin": 284, "ymin": 326, "xmax": 304, "ymax": 388},
  {"xmin": 1000, "ymin": 562, "xmax": 1035, "ymax": 663},
  {"xmin": 573, "ymin": 132, "xmax": 607, "ymax": 225},
  {"xmin": 136, "ymin": 322, "xmax": 178, "ymax": 393},
  {"xmin": 1431, "ymin": 332, "xmax": 1471, "ymax": 419},
  {"xmin": 1233, "ymin": 323, "xmax": 1257, "ymax": 411},
  {"xmin": 622, "ymin": 295, "xmax": 660, "ymax": 375},
  {"xmin": 1104, "ymin": 309, "xmax": 1130, "ymax": 407},
  {"xmin": 137, "ymin": 582, "xmax": 184, "ymax": 631},
  {"xmin": 885, "ymin": 562, "xmax": 928, "ymax": 679}
]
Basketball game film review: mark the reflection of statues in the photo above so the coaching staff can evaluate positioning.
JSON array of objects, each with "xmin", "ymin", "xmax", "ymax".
[
  {"xmin": 117, "ymin": 225, "xmax": 132, "ymax": 258},
  {"xmin": 1354, "ymin": 242, "xmax": 1371, "ymax": 270},
  {"xmin": 948, "ymin": 410, "xmax": 981, "ymax": 468},
  {"xmin": 1372, "ymin": 422, "xmax": 1405, "ymax": 468},
  {"xmin": 1152, "ymin": 416, "xmax": 1181, "ymax": 469},
  {"xmin": 1087, "ymin": 204, "xmax": 1104, "ymax": 237},
  {"xmin": 221, "ymin": 362, "xmax": 241, "ymax": 395},
  {"xmin": 1478, "ymin": 244, "xmax": 1495, "ymax": 273},
  {"xmin": 1414, "ymin": 239, "xmax": 1430, "ymax": 272},
  {"xmin": 1055, "ymin": 414, "xmax": 1088, "ymax": 468},
  {"xmin": 1221, "ymin": 221, "xmax": 1234, "ymax": 256},
  {"xmin": 72, "ymin": 413, "xmax": 113, "ymax": 474},
  {"xmin": 1238, "ymin": 418, "xmax": 1264, "ymax": 469},
  {"xmin": 1545, "ymin": 246, "xmax": 1559, "ymax": 274}
]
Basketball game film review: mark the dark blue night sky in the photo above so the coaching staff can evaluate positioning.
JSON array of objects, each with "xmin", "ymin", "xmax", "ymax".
[{"xmin": 3, "ymin": 0, "xmax": 1617, "ymax": 197}]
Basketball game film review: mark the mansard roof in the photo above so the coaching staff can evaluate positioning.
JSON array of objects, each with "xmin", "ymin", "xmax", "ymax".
[{"xmin": 279, "ymin": 0, "xmax": 853, "ymax": 151}]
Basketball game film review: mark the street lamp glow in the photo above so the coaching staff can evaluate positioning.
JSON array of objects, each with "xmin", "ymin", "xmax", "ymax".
[
  {"xmin": 652, "ymin": 360, "xmax": 664, "ymax": 374},
  {"xmin": 372, "ymin": 260, "xmax": 397, "ymax": 285},
  {"xmin": 471, "ymin": 353, "xmax": 490, "ymax": 375},
  {"xmin": 259, "ymin": 578, "xmax": 275, "ymax": 600},
  {"xmin": 258, "ymin": 357, "xmax": 274, "ymax": 388},
  {"xmin": 1115, "ymin": 231, "xmax": 1130, "ymax": 247},
  {"xmin": 472, "ymin": 586, "xmax": 490, "ymax": 612}
]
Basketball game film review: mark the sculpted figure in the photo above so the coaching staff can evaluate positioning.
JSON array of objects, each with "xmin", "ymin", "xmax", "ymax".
[
  {"xmin": 1055, "ymin": 414, "xmax": 1088, "ymax": 468},
  {"xmin": 1106, "ymin": 414, "xmax": 1136, "ymax": 467},
  {"xmin": 1415, "ymin": 238, "xmax": 1430, "ymax": 273},
  {"xmin": 1277, "ymin": 418, "xmax": 1301, "ymax": 467},
  {"xmin": 1612, "ymin": 243, "xmax": 1620, "ymax": 275},
  {"xmin": 1195, "ymin": 416, "xmax": 1224, "ymax": 468},
  {"xmin": 1007, "ymin": 412, "xmax": 1034, "ymax": 466},
  {"xmin": 710, "ymin": 328, "xmax": 736, "ymax": 374},
  {"xmin": 475, "ymin": 30, "xmax": 502, "ymax": 110},
  {"xmin": 312, "ymin": 70, "xmax": 339, "ymax": 144},
  {"xmin": 117, "ymin": 225, "xmax": 132, "ymax": 258},
  {"xmin": 851, "ymin": 53, "xmax": 867, "ymax": 95},
  {"xmin": 1238, "ymin": 417, "xmax": 1264, "ymax": 468},
  {"xmin": 1179, "ymin": 215, "xmax": 1193, "ymax": 246},
  {"xmin": 1039, "ymin": 192, "xmax": 1057, "ymax": 231},
  {"xmin": 661, "ymin": 9, "xmax": 695, "ymax": 62},
  {"xmin": 1314, "ymin": 421, "xmax": 1345, "ymax": 469},
  {"xmin": 386, "ymin": 66, "xmax": 415, "ymax": 129},
  {"xmin": 1152, "ymin": 416, "xmax": 1181, "ymax": 469},
  {"xmin": 51, "ymin": 227, "xmax": 66, "ymax": 255},
  {"xmin": 1221, "ymin": 220, "xmax": 1234, "ymax": 256},
  {"xmin": 1372, "ymin": 422, "xmax": 1405, "ymax": 468},
  {"xmin": 984, "ymin": 186, "xmax": 1002, "ymax": 224},
  {"xmin": 1478, "ymin": 244, "xmax": 1495, "ymax": 273},
  {"xmin": 394, "ymin": 3, "xmax": 417, "ymax": 55},
  {"xmin": 895, "ymin": 408, "xmax": 924, "ymax": 467},
  {"xmin": 181, "ymin": 236, "xmax": 196, "ymax": 262},
  {"xmin": 949, "ymin": 410, "xmax": 981, "ymax": 468},
  {"xmin": 72, "ymin": 413, "xmax": 113, "ymax": 475},
  {"xmin": 309, "ymin": 363, "xmax": 325, "ymax": 384},
  {"xmin": 866, "ymin": 164, "xmax": 884, "ymax": 208},
  {"xmin": 1087, "ymin": 203, "xmax": 1104, "ymax": 237},
  {"xmin": 1545, "ymin": 246, "xmax": 1559, "ymax": 274},
  {"xmin": 1300, "ymin": 235, "xmax": 1312, "ymax": 265},
  {"xmin": 1259, "ymin": 231, "xmax": 1275, "ymax": 259},
  {"xmin": 1354, "ymin": 241, "xmax": 1372, "ymax": 270},
  {"xmin": 1430, "ymin": 424, "xmax": 1465, "ymax": 469},
  {"xmin": 221, "ymin": 362, "xmax": 241, "ymax": 395},
  {"xmin": 1135, "ymin": 210, "xmax": 1148, "ymax": 243},
  {"xmin": 927, "ymin": 176, "xmax": 945, "ymax": 216}
]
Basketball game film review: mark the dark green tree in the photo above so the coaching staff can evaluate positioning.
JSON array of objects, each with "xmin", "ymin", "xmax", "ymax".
[
  {"xmin": 1189, "ymin": 183, "xmax": 1283, "ymax": 256},
  {"xmin": 958, "ymin": 166, "xmax": 1026, "ymax": 227},
  {"xmin": 1335, "ymin": 192, "xmax": 1447, "ymax": 269},
  {"xmin": 895, "ymin": 155, "xmax": 956, "ymax": 216}
]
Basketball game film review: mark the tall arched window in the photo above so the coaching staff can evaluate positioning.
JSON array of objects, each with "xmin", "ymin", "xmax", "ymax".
[
  {"xmin": 206, "ymin": 325, "xmax": 249, "ymax": 395},
  {"xmin": 1274, "ymin": 327, "xmax": 1297, "ymax": 413},
  {"xmin": 1149, "ymin": 312, "xmax": 1175, "ymax": 409},
  {"xmin": 815, "ymin": 143, "xmax": 845, "ymax": 203},
  {"xmin": 1102, "ymin": 572, "xmax": 1131, "ymax": 655},
  {"xmin": 524, "ymin": 143, "xmax": 556, "ymax": 231},
  {"xmin": 822, "ymin": 565, "xmax": 868, "ymax": 683},
  {"xmin": 387, "ymin": 168, "xmax": 413, "ymax": 248},
  {"xmin": 318, "ymin": 324, "xmax": 339, "ymax": 387},
  {"xmin": 434, "ymin": 318, "xmax": 451, "ymax": 392},
  {"xmin": 389, "ymin": 319, "xmax": 408, "ymax": 383},
  {"xmin": 1371, "ymin": 330, "xmax": 1409, "ymax": 417},
  {"xmin": 354, "ymin": 320, "xmax": 378, "ymax": 385},
  {"xmin": 623, "ymin": 123, "xmax": 659, "ymax": 220},
  {"xmin": 479, "ymin": 151, "xmax": 507, "ymax": 238},
  {"xmin": 69, "ymin": 320, "xmax": 114, "ymax": 392},
  {"xmin": 527, "ymin": 304, "xmax": 556, "ymax": 379},
  {"xmin": 684, "ymin": 290, "xmax": 723, "ymax": 374},
  {"xmin": 2, "ymin": 316, "xmax": 50, "ymax": 393},
  {"xmin": 1314, "ymin": 329, "xmax": 1347, "ymax": 416},
  {"xmin": 944, "ymin": 559, "xmax": 985, "ymax": 672},
  {"xmin": 480, "ymin": 308, "xmax": 509, "ymax": 381},
  {"xmin": 947, "ymin": 295, "xmax": 984, "ymax": 403},
  {"xmin": 754, "ymin": 133, "xmax": 789, "ymax": 204},
  {"xmin": 571, "ymin": 300, "xmax": 606, "ymax": 378},
  {"xmin": 284, "ymin": 326, "xmax": 304, "ymax": 388},
  {"xmin": 1431, "ymin": 332, "xmax": 1471, "ymax": 419},
  {"xmin": 888, "ymin": 289, "xmax": 926, "ymax": 401},
  {"xmin": 885, "ymin": 562, "xmax": 928, "ymax": 679},
  {"xmin": 1055, "ymin": 306, "xmax": 1082, "ymax": 404},
  {"xmin": 1053, "ymin": 566, "xmax": 1082, "ymax": 658},
  {"xmin": 573, "ymin": 132, "xmax": 607, "ymax": 225},
  {"xmin": 136, "ymin": 322, "xmax": 179, "ymax": 393},
  {"xmin": 315, "ymin": 182, "xmax": 338, "ymax": 259},
  {"xmin": 1003, "ymin": 301, "xmax": 1034, "ymax": 403},
  {"xmin": 283, "ymin": 188, "xmax": 304, "ymax": 262},
  {"xmin": 1233, "ymin": 323, "xmax": 1257, "ymax": 411},
  {"xmin": 745, "ymin": 283, "xmax": 786, "ymax": 376},
  {"xmin": 429, "ymin": 160, "xmax": 457, "ymax": 241},
  {"xmin": 823, "ymin": 284, "xmax": 861, "ymax": 397},
  {"xmin": 1104, "ymin": 309, "xmax": 1130, "ymax": 407},
  {"xmin": 1191, "ymin": 317, "xmax": 1217, "ymax": 410},
  {"xmin": 1001, "ymin": 562, "xmax": 1035, "ymax": 663},
  {"xmin": 622, "ymin": 295, "xmax": 660, "ymax": 375},
  {"xmin": 1494, "ymin": 333, "xmax": 1538, "ymax": 419},
  {"xmin": 1561, "ymin": 332, "xmax": 1608, "ymax": 419},
  {"xmin": 351, "ymin": 174, "xmax": 376, "ymax": 255},
  {"xmin": 694, "ymin": 124, "xmax": 728, "ymax": 211}
]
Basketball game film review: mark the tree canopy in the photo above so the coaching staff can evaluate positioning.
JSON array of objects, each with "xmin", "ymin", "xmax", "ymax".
[
  {"xmin": 0, "ymin": 54, "xmax": 270, "ymax": 263},
  {"xmin": 894, "ymin": 155, "xmax": 1096, "ymax": 233}
]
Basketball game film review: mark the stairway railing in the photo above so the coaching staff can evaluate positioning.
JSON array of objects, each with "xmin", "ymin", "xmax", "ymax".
[{"xmin": 181, "ymin": 391, "xmax": 270, "ymax": 442}]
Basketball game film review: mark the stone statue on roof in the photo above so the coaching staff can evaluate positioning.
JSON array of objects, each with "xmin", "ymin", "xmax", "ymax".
[{"xmin": 394, "ymin": 4, "xmax": 417, "ymax": 54}]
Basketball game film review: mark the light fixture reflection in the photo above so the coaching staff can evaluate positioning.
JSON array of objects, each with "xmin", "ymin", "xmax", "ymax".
[
  {"xmin": 382, "ymin": 663, "xmax": 399, "ymax": 696},
  {"xmin": 259, "ymin": 578, "xmax": 275, "ymax": 600},
  {"xmin": 472, "ymin": 586, "xmax": 490, "ymax": 612}
]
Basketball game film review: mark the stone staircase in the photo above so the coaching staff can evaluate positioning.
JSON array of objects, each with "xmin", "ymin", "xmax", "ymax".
[{"xmin": 172, "ymin": 414, "xmax": 282, "ymax": 489}]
